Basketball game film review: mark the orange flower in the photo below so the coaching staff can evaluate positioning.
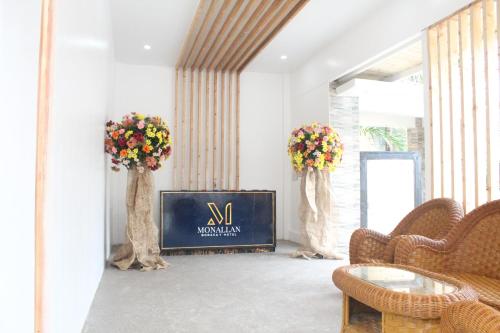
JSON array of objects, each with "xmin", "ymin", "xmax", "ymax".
[
  {"xmin": 142, "ymin": 145, "xmax": 152, "ymax": 153},
  {"xmin": 112, "ymin": 131, "xmax": 120, "ymax": 140},
  {"xmin": 119, "ymin": 149, "xmax": 128, "ymax": 158}
]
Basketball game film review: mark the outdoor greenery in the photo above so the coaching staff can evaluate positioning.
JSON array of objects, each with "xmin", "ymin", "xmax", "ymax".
[{"xmin": 360, "ymin": 126, "xmax": 408, "ymax": 151}]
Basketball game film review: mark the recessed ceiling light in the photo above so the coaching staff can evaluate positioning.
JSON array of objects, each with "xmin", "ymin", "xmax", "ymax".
[
  {"xmin": 143, "ymin": 44, "xmax": 152, "ymax": 50},
  {"xmin": 280, "ymin": 55, "xmax": 288, "ymax": 60}
]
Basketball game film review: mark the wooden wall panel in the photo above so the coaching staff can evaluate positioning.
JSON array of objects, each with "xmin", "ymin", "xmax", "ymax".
[
  {"xmin": 427, "ymin": 0, "xmax": 500, "ymax": 211},
  {"xmin": 173, "ymin": 0, "xmax": 308, "ymax": 190}
]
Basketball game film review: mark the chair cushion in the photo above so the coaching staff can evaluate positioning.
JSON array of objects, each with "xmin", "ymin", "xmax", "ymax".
[{"xmin": 448, "ymin": 273, "xmax": 500, "ymax": 310}]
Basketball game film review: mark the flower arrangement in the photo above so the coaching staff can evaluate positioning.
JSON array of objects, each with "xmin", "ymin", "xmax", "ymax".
[
  {"xmin": 288, "ymin": 123, "xmax": 343, "ymax": 173},
  {"xmin": 104, "ymin": 113, "xmax": 172, "ymax": 172}
]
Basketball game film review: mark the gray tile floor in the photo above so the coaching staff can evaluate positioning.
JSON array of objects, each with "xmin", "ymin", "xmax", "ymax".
[{"xmin": 83, "ymin": 241, "xmax": 346, "ymax": 333}]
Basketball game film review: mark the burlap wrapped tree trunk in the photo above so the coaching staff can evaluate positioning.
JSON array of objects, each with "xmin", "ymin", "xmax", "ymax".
[
  {"xmin": 293, "ymin": 169, "xmax": 342, "ymax": 259},
  {"xmin": 112, "ymin": 167, "xmax": 167, "ymax": 271}
]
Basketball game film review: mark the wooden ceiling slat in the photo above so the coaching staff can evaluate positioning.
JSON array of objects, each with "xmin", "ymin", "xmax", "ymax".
[
  {"xmin": 183, "ymin": 0, "xmax": 221, "ymax": 68},
  {"xmin": 221, "ymin": 0, "xmax": 287, "ymax": 71},
  {"xmin": 196, "ymin": 0, "xmax": 247, "ymax": 69},
  {"xmin": 209, "ymin": 0, "xmax": 271, "ymax": 70},
  {"xmin": 177, "ymin": 0, "xmax": 309, "ymax": 72},
  {"xmin": 191, "ymin": 0, "xmax": 236, "ymax": 69},
  {"xmin": 176, "ymin": 0, "xmax": 210, "ymax": 68},
  {"xmin": 227, "ymin": 0, "xmax": 300, "ymax": 71},
  {"xmin": 236, "ymin": 0, "xmax": 309, "ymax": 72}
]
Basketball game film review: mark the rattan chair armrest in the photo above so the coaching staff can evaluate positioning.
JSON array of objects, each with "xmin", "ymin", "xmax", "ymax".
[
  {"xmin": 393, "ymin": 235, "xmax": 448, "ymax": 271},
  {"xmin": 441, "ymin": 301, "xmax": 500, "ymax": 333},
  {"xmin": 349, "ymin": 228, "xmax": 391, "ymax": 264}
]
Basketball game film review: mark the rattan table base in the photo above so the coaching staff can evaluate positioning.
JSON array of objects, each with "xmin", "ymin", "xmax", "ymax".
[{"xmin": 342, "ymin": 294, "xmax": 441, "ymax": 333}]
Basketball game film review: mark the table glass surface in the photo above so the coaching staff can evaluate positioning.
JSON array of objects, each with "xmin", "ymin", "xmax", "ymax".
[{"xmin": 347, "ymin": 266, "xmax": 457, "ymax": 295}]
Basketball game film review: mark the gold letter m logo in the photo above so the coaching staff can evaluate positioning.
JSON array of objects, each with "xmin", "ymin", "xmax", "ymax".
[{"xmin": 207, "ymin": 202, "xmax": 232, "ymax": 225}]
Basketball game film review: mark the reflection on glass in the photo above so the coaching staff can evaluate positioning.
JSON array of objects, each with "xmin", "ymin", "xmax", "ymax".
[{"xmin": 347, "ymin": 266, "xmax": 457, "ymax": 295}]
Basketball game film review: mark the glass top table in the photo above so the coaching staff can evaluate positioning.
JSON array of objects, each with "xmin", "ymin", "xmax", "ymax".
[{"xmin": 346, "ymin": 265, "xmax": 458, "ymax": 295}]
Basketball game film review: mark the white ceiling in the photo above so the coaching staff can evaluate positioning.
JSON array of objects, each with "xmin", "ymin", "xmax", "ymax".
[{"xmin": 111, "ymin": 0, "xmax": 389, "ymax": 72}]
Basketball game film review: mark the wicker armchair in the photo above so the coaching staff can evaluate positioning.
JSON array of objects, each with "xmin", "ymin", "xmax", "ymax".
[
  {"xmin": 349, "ymin": 198, "xmax": 463, "ymax": 264},
  {"xmin": 441, "ymin": 301, "xmax": 500, "ymax": 333},
  {"xmin": 395, "ymin": 199, "xmax": 500, "ymax": 309}
]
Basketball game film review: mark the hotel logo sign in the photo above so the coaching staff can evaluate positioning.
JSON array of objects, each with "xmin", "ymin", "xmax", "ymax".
[{"xmin": 197, "ymin": 202, "xmax": 241, "ymax": 237}]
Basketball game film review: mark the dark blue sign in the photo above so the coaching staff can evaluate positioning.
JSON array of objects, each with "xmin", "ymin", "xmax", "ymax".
[{"xmin": 160, "ymin": 191, "xmax": 276, "ymax": 250}]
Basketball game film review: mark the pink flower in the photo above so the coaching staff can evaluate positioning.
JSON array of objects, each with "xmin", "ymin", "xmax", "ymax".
[
  {"xmin": 119, "ymin": 128, "xmax": 125, "ymax": 134},
  {"xmin": 146, "ymin": 156, "xmax": 157, "ymax": 167},
  {"xmin": 137, "ymin": 121, "xmax": 145, "ymax": 129},
  {"xmin": 127, "ymin": 137, "xmax": 138, "ymax": 148},
  {"xmin": 111, "ymin": 147, "xmax": 117, "ymax": 154}
]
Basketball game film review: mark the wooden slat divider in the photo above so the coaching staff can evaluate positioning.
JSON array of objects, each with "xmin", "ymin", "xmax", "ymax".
[
  {"xmin": 237, "ymin": 0, "xmax": 309, "ymax": 71},
  {"xmin": 192, "ymin": 0, "xmax": 237, "ymax": 69},
  {"xmin": 470, "ymin": 4, "xmax": 480, "ymax": 207},
  {"xmin": 198, "ymin": 0, "xmax": 250, "ymax": 69},
  {"xmin": 427, "ymin": 0, "xmax": 499, "ymax": 210},
  {"xmin": 35, "ymin": 0, "xmax": 53, "ymax": 331},
  {"xmin": 213, "ymin": 71, "xmax": 218, "ymax": 189},
  {"xmin": 437, "ymin": 25, "xmax": 445, "ymax": 197},
  {"xmin": 426, "ymin": 30, "xmax": 436, "ymax": 199},
  {"xmin": 222, "ymin": 0, "xmax": 285, "ymax": 70},
  {"xmin": 205, "ymin": 70, "xmax": 210, "ymax": 190},
  {"xmin": 228, "ymin": 73, "xmax": 233, "ymax": 189},
  {"xmin": 229, "ymin": 0, "xmax": 301, "ymax": 71},
  {"xmin": 458, "ymin": 12, "xmax": 467, "ymax": 210},
  {"xmin": 197, "ymin": 69, "xmax": 202, "ymax": 190},
  {"xmin": 173, "ymin": 68, "xmax": 179, "ymax": 190},
  {"xmin": 236, "ymin": 73, "xmax": 241, "ymax": 189},
  {"xmin": 183, "ymin": 0, "xmax": 219, "ymax": 69},
  {"xmin": 482, "ymin": 0, "xmax": 492, "ymax": 201},
  {"xmin": 447, "ymin": 21, "xmax": 456, "ymax": 199},
  {"xmin": 181, "ymin": 69, "xmax": 187, "ymax": 189},
  {"xmin": 213, "ymin": 0, "xmax": 271, "ymax": 70},
  {"xmin": 189, "ymin": 69, "xmax": 194, "ymax": 189},
  {"xmin": 220, "ymin": 71, "xmax": 225, "ymax": 189},
  {"xmin": 174, "ymin": 0, "xmax": 309, "ymax": 190}
]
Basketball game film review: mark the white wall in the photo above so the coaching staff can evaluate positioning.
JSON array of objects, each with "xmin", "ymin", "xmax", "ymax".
[
  {"xmin": 109, "ymin": 65, "xmax": 289, "ymax": 244},
  {"xmin": 43, "ymin": 0, "xmax": 114, "ymax": 332},
  {"xmin": 109, "ymin": 62, "xmax": 174, "ymax": 245},
  {"xmin": 286, "ymin": 0, "xmax": 471, "ymax": 242},
  {"xmin": 240, "ymin": 72, "xmax": 289, "ymax": 239},
  {"xmin": 0, "ymin": 1, "xmax": 40, "ymax": 331}
]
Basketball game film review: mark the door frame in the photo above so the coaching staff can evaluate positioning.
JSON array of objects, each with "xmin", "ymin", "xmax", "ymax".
[{"xmin": 360, "ymin": 151, "xmax": 423, "ymax": 228}]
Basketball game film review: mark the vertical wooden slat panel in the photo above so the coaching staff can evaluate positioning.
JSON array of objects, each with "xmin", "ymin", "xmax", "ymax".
[
  {"xmin": 181, "ymin": 69, "xmax": 187, "ymax": 189},
  {"xmin": 189, "ymin": 69, "xmax": 194, "ymax": 189},
  {"xmin": 36, "ymin": 0, "xmax": 53, "ymax": 331},
  {"xmin": 220, "ymin": 72, "xmax": 225, "ymax": 189},
  {"xmin": 449, "ymin": 17, "xmax": 465, "ymax": 203},
  {"xmin": 228, "ymin": 72, "xmax": 233, "ymax": 190},
  {"xmin": 437, "ymin": 25, "xmax": 445, "ymax": 197},
  {"xmin": 471, "ymin": 4, "xmax": 481, "ymax": 206},
  {"xmin": 482, "ymin": 0, "xmax": 492, "ymax": 201},
  {"xmin": 197, "ymin": 69, "xmax": 202, "ymax": 190},
  {"xmin": 173, "ymin": 68, "xmax": 179, "ymax": 190},
  {"xmin": 447, "ymin": 21, "xmax": 456, "ymax": 199},
  {"xmin": 213, "ymin": 71, "xmax": 218, "ymax": 189},
  {"xmin": 236, "ymin": 73, "xmax": 241, "ymax": 189},
  {"xmin": 458, "ymin": 13, "xmax": 467, "ymax": 210},
  {"xmin": 205, "ymin": 70, "xmax": 210, "ymax": 190},
  {"xmin": 427, "ymin": 29, "xmax": 438, "ymax": 198}
]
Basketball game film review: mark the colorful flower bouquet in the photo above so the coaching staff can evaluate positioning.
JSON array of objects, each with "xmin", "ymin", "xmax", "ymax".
[
  {"xmin": 104, "ymin": 113, "xmax": 172, "ymax": 172},
  {"xmin": 288, "ymin": 123, "xmax": 343, "ymax": 173}
]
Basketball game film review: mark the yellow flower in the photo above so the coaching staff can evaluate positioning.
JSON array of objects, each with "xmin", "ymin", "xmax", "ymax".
[
  {"xmin": 322, "ymin": 141, "xmax": 328, "ymax": 152},
  {"xmin": 127, "ymin": 148, "xmax": 139, "ymax": 159},
  {"xmin": 135, "ymin": 113, "xmax": 145, "ymax": 120},
  {"xmin": 156, "ymin": 131, "xmax": 163, "ymax": 144},
  {"xmin": 146, "ymin": 139, "xmax": 152, "ymax": 145},
  {"xmin": 146, "ymin": 129, "xmax": 155, "ymax": 138},
  {"xmin": 125, "ymin": 130, "xmax": 133, "ymax": 139}
]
